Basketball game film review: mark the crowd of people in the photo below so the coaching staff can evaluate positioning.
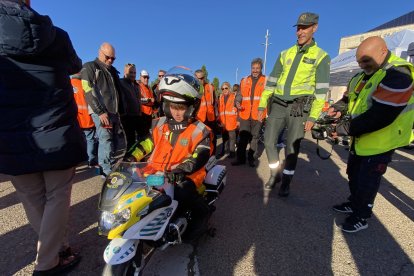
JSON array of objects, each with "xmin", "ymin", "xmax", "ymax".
[{"xmin": 0, "ymin": 0, "xmax": 413, "ymax": 275}]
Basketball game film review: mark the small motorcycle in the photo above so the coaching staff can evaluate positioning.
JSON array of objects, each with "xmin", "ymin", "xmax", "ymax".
[{"xmin": 98, "ymin": 158, "xmax": 226, "ymax": 276}]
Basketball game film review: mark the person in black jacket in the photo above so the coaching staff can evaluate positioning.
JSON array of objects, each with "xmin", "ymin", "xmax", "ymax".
[
  {"xmin": 120, "ymin": 63, "xmax": 141, "ymax": 150},
  {"xmin": 0, "ymin": 0, "xmax": 86, "ymax": 274},
  {"xmin": 81, "ymin": 42, "xmax": 125, "ymax": 177}
]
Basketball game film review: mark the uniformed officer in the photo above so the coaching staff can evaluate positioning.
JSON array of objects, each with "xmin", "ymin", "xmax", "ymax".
[{"xmin": 258, "ymin": 12, "xmax": 330, "ymax": 196}]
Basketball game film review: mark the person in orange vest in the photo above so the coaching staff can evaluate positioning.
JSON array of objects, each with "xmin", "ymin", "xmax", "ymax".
[
  {"xmin": 195, "ymin": 69, "xmax": 218, "ymax": 154},
  {"xmin": 217, "ymin": 82, "xmax": 238, "ymax": 158},
  {"xmin": 127, "ymin": 68, "xmax": 213, "ymax": 241},
  {"xmin": 71, "ymin": 73, "xmax": 97, "ymax": 168},
  {"xmin": 137, "ymin": 70, "xmax": 156, "ymax": 139},
  {"xmin": 232, "ymin": 58, "xmax": 266, "ymax": 167}
]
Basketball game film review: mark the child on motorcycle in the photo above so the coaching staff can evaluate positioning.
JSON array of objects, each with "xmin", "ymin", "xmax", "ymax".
[{"xmin": 126, "ymin": 70, "xmax": 213, "ymax": 241}]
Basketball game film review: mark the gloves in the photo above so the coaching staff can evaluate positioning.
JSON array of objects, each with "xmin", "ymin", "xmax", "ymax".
[
  {"xmin": 166, "ymin": 168, "xmax": 186, "ymax": 183},
  {"xmin": 290, "ymin": 100, "xmax": 303, "ymax": 117}
]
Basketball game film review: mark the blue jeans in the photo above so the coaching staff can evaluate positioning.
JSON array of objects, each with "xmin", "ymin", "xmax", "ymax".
[
  {"xmin": 91, "ymin": 113, "xmax": 121, "ymax": 175},
  {"xmin": 83, "ymin": 128, "xmax": 97, "ymax": 164}
]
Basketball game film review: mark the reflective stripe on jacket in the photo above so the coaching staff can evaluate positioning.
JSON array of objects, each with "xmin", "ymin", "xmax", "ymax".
[
  {"xmin": 139, "ymin": 82, "xmax": 154, "ymax": 116},
  {"xmin": 147, "ymin": 118, "xmax": 212, "ymax": 187},
  {"xmin": 71, "ymin": 77, "xmax": 95, "ymax": 128},
  {"xmin": 239, "ymin": 75, "xmax": 266, "ymax": 120},
  {"xmin": 197, "ymin": 83, "xmax": 216, "ymax": 122},
  {"xmin": 219, "ymin": 93, "xmax": 238, "ymax": 131},
  {"xmin": 348, "ymin": 53, "xmax": 414, "ymax": 155}
]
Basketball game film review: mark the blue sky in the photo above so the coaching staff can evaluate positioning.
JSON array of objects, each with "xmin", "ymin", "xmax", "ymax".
[{"xmin": 34, "ymin": 0, "xmax": 414, "ymax": 85}]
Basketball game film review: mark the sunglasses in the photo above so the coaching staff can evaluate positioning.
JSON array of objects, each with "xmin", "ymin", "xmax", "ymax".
[
  {"xmin": 142, "ymin": 76, "xmax": 149, "ymax": 79},
  {"xmin": 221, "ymin": 87, "xmax": 229, "ymax": 90},
  {"xmin": 102, "ymin": 51, "xmax": 116, "ymax": 61},
  {"xmin": 158, "ymin": 75, "xmax": 165, "ymax": 78},
  {"xmin": 197, "ymin": 77, "xmax": 205, "ymax": 81}
]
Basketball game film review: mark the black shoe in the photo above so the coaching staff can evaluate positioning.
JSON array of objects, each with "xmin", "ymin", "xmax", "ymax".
[
  {"xmin": 278, "ymin": 174, "xmax": 292, "ymax": 197},
  {"xmin": 228, "ymin": 152, "xmax": 236, "ymax": 158},
  {"xmin": 341, "ymin": 215, "xmax": 368, "ymax": 233},
  {"xmin": 231, "ymin": 160, "xmax": 245, "ymax": 166},
  {"xmin": 264, "ymin": 173, "xmax": 281, "ymax": 190},
  {"xmin": 183, "ymin": 217, "xmax": 209, "ymax": 243},
  {"xmin": 33, "ymin": 252, "xmax": 81, "ymax": 275},
  {"xmin": 333, "ymin": 202, "xmax": 353, "ymax": 213}
]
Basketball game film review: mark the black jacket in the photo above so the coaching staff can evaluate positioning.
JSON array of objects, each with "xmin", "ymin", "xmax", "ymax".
[
  {"xmin": 81, "ymin": 59, "xmax": 125, "ymax": 115},
  {"xmin": 0, "ymin": 0, "xmax": 87, "ymax": 175},
  {"xmin": 120, "ymin": 78, "xmax": 141, "ymax": 116}
]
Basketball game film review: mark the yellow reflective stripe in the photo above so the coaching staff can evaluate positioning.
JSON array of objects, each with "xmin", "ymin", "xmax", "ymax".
[
  {"xmin": 315, "ymin": 93, "xmax": 326, "ymax": 99},
  {"xmin": 81, "ymin": 80, "xmax": 93, "ymax": 93}
]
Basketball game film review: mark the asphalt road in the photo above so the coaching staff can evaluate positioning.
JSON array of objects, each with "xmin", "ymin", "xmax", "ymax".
[{"xmin": 1, "ymin": 134, "xmax": 413, "ymax": 275}]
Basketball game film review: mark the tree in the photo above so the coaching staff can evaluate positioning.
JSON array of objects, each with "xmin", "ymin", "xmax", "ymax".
[
  {"xmin": 212, "ymin": 77, "xmax": 220, "ymax": 97},
  {"xmin": 200, "ymin": 65, "xmax": 210, "ymax": 83}
]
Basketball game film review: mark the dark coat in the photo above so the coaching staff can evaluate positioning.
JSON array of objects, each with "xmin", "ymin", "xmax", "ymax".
[{"xmin": 0, "ymin": 0, "xmax": 87, "ymax": 175}]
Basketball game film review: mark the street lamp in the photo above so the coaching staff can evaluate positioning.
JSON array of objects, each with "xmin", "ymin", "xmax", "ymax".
[{"xmin": 262, "ymin": 29, "xmax": 271, "ymax": 75}]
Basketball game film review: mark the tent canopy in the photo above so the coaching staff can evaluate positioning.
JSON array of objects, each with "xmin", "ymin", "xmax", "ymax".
[{"xmin": 330, "ymin": 29, "xmax": 414, "ymax": 81}]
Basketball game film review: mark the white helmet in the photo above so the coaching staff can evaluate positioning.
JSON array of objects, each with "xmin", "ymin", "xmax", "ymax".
[{"xmin": 158, "ymin": 66, "xmax": 202, "ymax": 120}]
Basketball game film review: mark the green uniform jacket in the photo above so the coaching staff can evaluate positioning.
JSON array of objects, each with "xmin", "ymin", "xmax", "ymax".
[{"xmin": 259, "ymin": 40, "xmax": 330, "ymax": 121}]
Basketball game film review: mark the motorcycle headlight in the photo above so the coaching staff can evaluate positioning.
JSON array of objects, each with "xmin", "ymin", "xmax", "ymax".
[
  {"xmin": 99, "ymin": 211, "xmax": 116, "ymax": 234},
  {"xmin": 99, "ymin": 208, "xmax": 131, "ymax": 235}
]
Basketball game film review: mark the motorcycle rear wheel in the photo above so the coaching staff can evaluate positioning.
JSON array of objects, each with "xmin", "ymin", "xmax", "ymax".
[{"xmin": 102, "ymin": 242, "xmax": 144, "ymax": 276}]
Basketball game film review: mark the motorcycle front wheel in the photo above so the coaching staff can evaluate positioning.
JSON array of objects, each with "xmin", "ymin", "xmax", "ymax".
[{"xmin": 102, "ymin": 241, "xmax": 144, "ymax": 276}]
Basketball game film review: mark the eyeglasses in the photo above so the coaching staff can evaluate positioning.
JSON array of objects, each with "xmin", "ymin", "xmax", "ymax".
[{"xmin": 221, "ymin": 87, "xmax": 229, "ymax": 90}]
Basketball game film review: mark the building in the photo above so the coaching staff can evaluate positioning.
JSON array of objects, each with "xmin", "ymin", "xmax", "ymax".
[
  {"xmin": 338, "ymin": 11, "xmax": 414, "ymax": 54},
  {"xmin": 329, "ymin": 10, "xmax": 414, "ymax": 101}
]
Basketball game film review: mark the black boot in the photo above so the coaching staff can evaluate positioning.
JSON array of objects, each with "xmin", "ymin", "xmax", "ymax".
[
  {"xmin": 278, "ymin": 174, "xmax": 292, "ymax": 197},
  {"xmin": 228, "ymin": 151, "xmax": 236, "ymax": 158},
  {"xmin": 247, "ymin": 149, "xmax": 256, "ymax": 167},
  {"xmin": 264, "ymin": 169, "xmax": 281, "ymax": 190}
]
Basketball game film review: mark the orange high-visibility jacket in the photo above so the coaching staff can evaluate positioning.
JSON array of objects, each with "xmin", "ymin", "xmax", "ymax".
[
  {"xmin": 197, "ymin": 83, "xmax": 216, "ymax": 122},
  {"xmin": 147, "ymin": 118, "xmax": 213, "ymax": 188},
  {"xmin": 219, "ymin": 93, "xmax": 238, "ymax": 131},
  {"xmin": 239, "ymin": 75, "xmax": 266, "ymax": 120},
  {"xmin": 71, "ymin": 77, "xmax": 94, "ymax": 128},
  {"xmin": 138, "ymin": 82, "xmax": 155, "ymax": 116}
]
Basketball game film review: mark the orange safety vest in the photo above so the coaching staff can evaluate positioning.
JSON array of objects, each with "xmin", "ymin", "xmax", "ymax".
[
  {"xmin": 147, "ymin": 118, "xmax": 213, "ymax": 188},
  {"xmin": 239, "ymin": 75, "xmax": 266, "ymax": 120},
  {"xmin": 219, "ymin": 93, "xmax": 238, "ymax": 131},
  {"xmin": 71, "ymin": 78, "xmax": 94, "ymax": 128},
  {"xmin": 197, "ymin": 83, "xmax": 216, "ymax": 122},
  {"xmin": 138, "ymin": 82, "xmax": 155, "ymax": 116}
]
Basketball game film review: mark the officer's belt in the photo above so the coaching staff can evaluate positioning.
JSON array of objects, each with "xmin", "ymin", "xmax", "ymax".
[{"xmin": 271, "ymin": 96, "xmax": 294, "ymax": 107}]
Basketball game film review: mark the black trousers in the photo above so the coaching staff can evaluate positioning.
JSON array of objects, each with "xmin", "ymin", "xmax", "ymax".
[
  {"xmin": 346, "ymin": 150, "xmax": 393, "ymax": 218},
  {"xmin": 121, "ymin": 115, "xmax": 141, "ymax": 150},
  {"xmin": 174, "ymin": 180, "xmax": 209, "ymax": 218},
  {"xmin": 136, "ymin": 114, "xmax": 152, "ymax": 140}
]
